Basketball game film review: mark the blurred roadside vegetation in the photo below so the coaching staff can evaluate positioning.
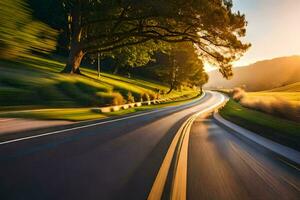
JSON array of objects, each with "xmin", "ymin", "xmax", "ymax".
[
  {"xmin": 0, "ymin": 55, "xmax": 199, "ymax": 109},
  {"xmin": 220, "ymin": 99, "xmax": 300, "ymax": 151},
  {"xmin": 0, "ymin": 0, "xmax": 57, "ymax": 59},
  {"xmin": 218, "ymin": 84, "xmax": 300, "ymax": 150},
  {"xmin": 225, "ymin": 87, "xmax": 300, "ymax": 122},
  {"xmin": 0, "ymin": 0, "xmax": 204, "ymax": 120}
]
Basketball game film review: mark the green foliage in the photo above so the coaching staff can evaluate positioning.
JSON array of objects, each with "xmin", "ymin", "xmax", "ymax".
[
  {"xmin": 0, "ymin": 0, "xmax": 58, "ymax": 59},
  {"xmin": 0, "ymin": 55, "xmax": 191, "ymax": 108},
  {"xmin": 149, "ymin": 93, "xmax": 157, "ymax": 100},
  {"xmin": 126, "ymin": 92, "xmax": 135, "ymax": 103},
  {"xmin": 96, "ymin": 92, "xmax": 124, "ymax": 106},
  {"xmin": 154, "ymin": 42, "xmax": 208, "ymax": 91},
  {"xmin": 100, "ymin": 41, "xmax": 170, "ymax": 70},
  {"xmin": 220, "ymin": 99, "xmax": 300, "ymax": 151},
  {"xmin": 60, "ymin": 0, "xmax": 249, "ymax": 74},
  {"xmin": 142, "ymin": 93, "xmax": 150, "ymax": 102}
]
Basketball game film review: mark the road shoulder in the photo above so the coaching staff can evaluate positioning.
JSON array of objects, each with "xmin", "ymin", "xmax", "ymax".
[{"xmin": 214, "ymin": 112, "xmax": 300, "ymax": 165}]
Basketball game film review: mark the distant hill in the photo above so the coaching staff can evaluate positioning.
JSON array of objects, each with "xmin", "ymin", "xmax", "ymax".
[
  {"xmin": 204, "ymin": 56, "xmax": 300, "ymax": 91},
  {"xmin": 266, "ymin": 81, "xmax": 300, "ymax": 92}
]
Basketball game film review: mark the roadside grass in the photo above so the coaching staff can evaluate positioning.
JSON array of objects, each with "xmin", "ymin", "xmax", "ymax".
[
  {"xmin": 0, "ymin": 92, "xmax": 200, "ymax": 121},
  {"xmin": 219, "ymin": 99, "xmax": 300, "ymax": 151},
  {"xmin": 0, "ymin": 55, "xmax": 197, "ymax": 110}
]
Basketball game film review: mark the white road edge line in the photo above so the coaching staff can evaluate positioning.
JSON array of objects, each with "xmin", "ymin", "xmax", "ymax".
[{"xmin": 0, "ymin": 92, "xmax": 207, "ymax": 145}]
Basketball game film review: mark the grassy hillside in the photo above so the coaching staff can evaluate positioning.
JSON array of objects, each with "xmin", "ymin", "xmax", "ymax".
[
  {"xmin": 267, "ymin": 82, "xmax": 300, "ymax": 92},
  {"xmin": 220, "ymin": 82, "xmax": 300, "ymax": 150},
  {"xmin": 0, "ymin": 55, "xmax": 199, "ymax": 120},
  {"xmin": 245, "ymin": 82, "xmax": 300, "ymax": 106},
  {"xmin": 205, "ymin": 56, "xmax": 300, "ymax": 91},
  {"xmin": 220, "ymin": 100, "xmax": 300, "ymax": 151}
]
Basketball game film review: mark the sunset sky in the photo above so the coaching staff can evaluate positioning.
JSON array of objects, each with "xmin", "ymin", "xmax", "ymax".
[{"xmin": 232, "ymin": 0, "xmax": 300, "ymax": 66}]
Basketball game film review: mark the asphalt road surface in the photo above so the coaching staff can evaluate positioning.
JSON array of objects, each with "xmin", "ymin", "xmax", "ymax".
[
  {"xmin": 0, "ymin": 91, "xmax": 221, "ymax": 200},
  {"xmin": 0, "ymin": 91, "xmax": 299, "ymax": 200},
  {"xmin": 188, "ymin": 115, "xmax": 300, "ymax": 200}
]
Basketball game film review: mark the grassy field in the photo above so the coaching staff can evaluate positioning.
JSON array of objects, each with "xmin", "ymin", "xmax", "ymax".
[
  {"xmin": 219, "ymin": 82, "xmax": 300, "ymax": 150},
  {"xmin": 219, "ymin": 99, "xmax": 300, "ymax": 151},
  {"xmin": 0, "ymin": 55, "xmax": 199, "ymax": 120},
  {"xmin": 245, "ymin": 82, "xmax": 300, "ymax": 106}
]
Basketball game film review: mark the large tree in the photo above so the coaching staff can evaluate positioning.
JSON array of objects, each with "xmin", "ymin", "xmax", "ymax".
[
  {"xmin": 155, "ymin": 42, "xmax": 208, "ymax": 93},
  {"xmin": 61, "ymin": 0, "xmax": 250, "ymax": 75}
]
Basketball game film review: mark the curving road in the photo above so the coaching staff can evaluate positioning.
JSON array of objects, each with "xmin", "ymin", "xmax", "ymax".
[
  {"xmin": 0, "ymin": 91, "xmax": 222, "ymax": 200},
  {"xmin": 0, "ymin": 91, "xmax": 299, "ymax": 200},
  {"xmin": 188, "ymin": 114, "xmax": 300, "ymax": 200}
]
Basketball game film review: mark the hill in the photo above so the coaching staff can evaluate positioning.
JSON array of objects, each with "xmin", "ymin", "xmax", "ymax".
[
  {"xmin": 0, "ymin": 55, "xmax": 198, "ymax": 120},
  {"xmin": 204, "ymin": 55, "xmax": 300, "ymax": 91},
  {"xmin": 246, "ymin": 81, "xmax": 300, "ymax": 106},
  {"xmin": 266, "ymin": 82, "xmax": 300, "ymax": 92}
]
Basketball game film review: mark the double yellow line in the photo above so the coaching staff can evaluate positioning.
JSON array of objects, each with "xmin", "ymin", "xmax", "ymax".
[
  {"xmin": 147, "ymin": 112, "xmax": 199, "ymax": 200},
  {"xmin": 148, "ymin": 92, "xmax": 227, "ymax": 200}
]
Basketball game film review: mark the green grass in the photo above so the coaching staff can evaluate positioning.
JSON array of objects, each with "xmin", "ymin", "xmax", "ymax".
[
  {"xmin": 0, "ymin": 54, "xmax": 198, "ymax": 120},
  {"xmin": 0, "ymin": 93, "xmax": 200, "ymax": 121},
  {"xmin": 0, "ymin": 55, "xmax": 197, "ymax": 109},
  {"xmin": 220, "ymin": 99, "xmax": 300, "ymax": 151}
]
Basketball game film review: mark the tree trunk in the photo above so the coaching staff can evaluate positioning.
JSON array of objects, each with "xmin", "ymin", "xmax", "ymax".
[
  {"xmin": 61, "ymin": 43, "xmax": 84, "ymax": 74},
  {"xmin": 167, "ymin": 82, "xmax": 174, "ymax": 94},
  {"xmin": 61, "ymin": 1, "xmax": 84, "ymax": 74}
]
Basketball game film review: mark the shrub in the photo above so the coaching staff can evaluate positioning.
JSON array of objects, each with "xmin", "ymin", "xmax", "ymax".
[
  {"xmin": 229, "ymin": 87, "xmax": 245, "ymax": 102},
  {"xmin": 149, "ymin": 93, "xmax": 156, "ymax": 100},
  {"xmin": 112, "ymin": 92, "xmax": 125, "ymax": 105},
  {"xmin": 142, "ymin": 93, "xmax": 150, "ymax": 101},
  {"xmin": 156, "ymin": 93, "xmax": 161, "ymax": 99},
  {"xmin": 96, "ymin": 92, "xmax": 124, "ymax": 106},
  {"xmin": 127, "ymin": 92, "xmax": 135, "ymax": 103}
]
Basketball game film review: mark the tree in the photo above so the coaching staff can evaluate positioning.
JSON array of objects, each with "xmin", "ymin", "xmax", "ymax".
[
  {"xmin": 109, "ymin": 40, "xmax": 170, "ymax": 74},
  {"xmin": 60, "ymin": 0, "xmax": 250, "ymax": 75},
  {"xmin": 0, "ymin": 0, "xmax": 58, "ymax": 59},
  {"xmin": 154, "ymin": 42, "xmax": 208, "ymax": 93}
]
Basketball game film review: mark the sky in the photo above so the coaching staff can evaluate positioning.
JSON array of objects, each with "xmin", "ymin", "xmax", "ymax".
[{"xmin": 205, "ymin": 0, "xmax": 300, "ymax": 70}]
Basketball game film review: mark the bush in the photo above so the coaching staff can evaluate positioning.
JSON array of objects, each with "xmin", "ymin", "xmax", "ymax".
[
  {"xmin": 127, "ymin": 92, "xmax": 135, "ymax": 103},
  {"xmin": 229, "ymin": 87, "xmax": 245, "ymax": 102},
  {"xmin": 96, "ymin": 92, "xmax": 124, "ymax": 106},
  {"xmin": 149, "ymin": 93, "xmax": 156, "ymax": 100},
  {"xmin": 156, "ymin": 93, "xmax": 161, "ymax": 99},
  {"xmin": 112, "ymin": 92, "xmax": 125, "ymax": 105},
  {"xmin": 142, "ymin": 93, "xmax": 150, "ymax": 101}
]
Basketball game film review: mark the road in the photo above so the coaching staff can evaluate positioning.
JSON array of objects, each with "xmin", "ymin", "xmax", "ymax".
[
  {"xmin": 188, "ymin": 114, "xmax": 300, "ymax": 200},
  {"xmin": 0, "ymin": 91, "xmax": 299, "ymax": 200}
]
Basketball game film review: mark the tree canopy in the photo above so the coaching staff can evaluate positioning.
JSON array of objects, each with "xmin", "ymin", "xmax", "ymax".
[
  {"xmin": 61, "ymin": 0, "xmax": 250, "ymax": 75},
  {"xmin": 154, "ymin": 42, "xmax": 208, "ymax": 93}
]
